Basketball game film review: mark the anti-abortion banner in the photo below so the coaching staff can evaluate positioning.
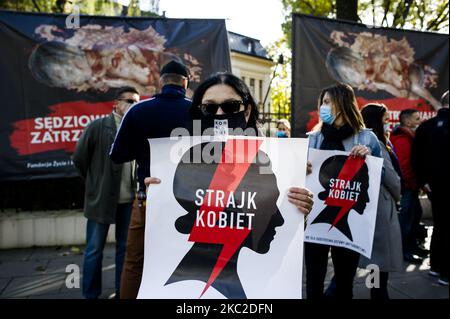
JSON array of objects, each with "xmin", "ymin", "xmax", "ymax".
[
  {"xmin": 292, "ymin": 14, "xmax": 449, "ymax": 136},
  {"xmin": 0, "ymin": 10, "xmax": 231, "ymax": 181},
  {"xmin": 305, "ymin": 149, "xmax": 383, "ymax": 258},
  {"xmin": 138, "ymin": 136, "xmax": 308, "ymax": 299}
]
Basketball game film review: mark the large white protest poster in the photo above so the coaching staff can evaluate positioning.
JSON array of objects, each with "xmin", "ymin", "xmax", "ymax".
[
  {"xmin": 137, "ymin": 136, "xmax": 308, "ymax": 299},
  {"xmin": 305, "ymin": 149, "xmax": 383, "ymax": 258}
]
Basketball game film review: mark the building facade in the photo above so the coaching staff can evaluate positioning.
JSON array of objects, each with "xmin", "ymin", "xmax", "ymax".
[{"xmin": 228, "ymin": 32, "xmax": 276, "ymax": 133}]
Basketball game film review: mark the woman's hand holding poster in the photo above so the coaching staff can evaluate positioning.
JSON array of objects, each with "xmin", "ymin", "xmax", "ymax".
[
  {"xmin": 138, "ymin": 136, "xmax": 309, "ymax": 299},
  {"xmin": 305, "ymin": 149, "xmax": 383, "ymax": 258}
]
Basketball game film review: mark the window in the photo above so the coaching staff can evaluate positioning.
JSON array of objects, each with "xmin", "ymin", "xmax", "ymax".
[
  {"xmin": 247, "ymin": 42, "xmax": 254, "ymax": 53},
  {"xmin": 259, "ymin": 79, "xmax": 263, "ymax": 103},
  {"xmin": 249, "ymin": 78, "xmax": 255, "ymax": 97}
]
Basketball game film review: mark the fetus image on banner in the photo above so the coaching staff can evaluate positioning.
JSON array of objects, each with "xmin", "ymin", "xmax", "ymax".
[
  {"xmin": 311, "ymin": 155, "xmax": 370, "ymax": 241},
  {"xmin": 165, "ymin": 141, "xmax": 284, "ymax": 299}
]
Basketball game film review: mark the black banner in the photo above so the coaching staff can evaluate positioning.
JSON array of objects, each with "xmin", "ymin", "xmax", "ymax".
[
  {"xmin": 0, "ymin": 10, "xmax": 231, "ymax": 181},
  {"xmin": 291, "ymin": 13, "xmax": 449, "ymax": 136}
]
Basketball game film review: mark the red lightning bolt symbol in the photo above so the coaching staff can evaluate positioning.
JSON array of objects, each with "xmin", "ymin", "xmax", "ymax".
[
  {"xmin": 188, "ymin": 138, "xmax": 263, "ymax": 298},
  {"xmin": 324, "ymin": 156, "xmax": 365, "ymax": 231}
]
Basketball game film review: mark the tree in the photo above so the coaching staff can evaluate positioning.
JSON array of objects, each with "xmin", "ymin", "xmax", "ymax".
[
  {"xmin": 270, "ymin": 0, "xmax": 449, "ymax": 123},
  {"xmin": 281, "ymin": 0, "xmax": 334, "ymax": 48},
  {"xmin": 266, "ymin": 36, "xmax": 292, "ymax": 120},
  {"xmin": 0, "ymin": 0, "xmax": 160, "ymax": 16},
  {"xmin": 281, "ymin": 0, "xmax": 449, "ymax": 44},
  {"xmin": 359, "ymin": 0, "xmax": 449, "ymax": 31}
]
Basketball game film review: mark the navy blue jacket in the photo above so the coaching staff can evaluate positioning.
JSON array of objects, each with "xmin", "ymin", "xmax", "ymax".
[{"xmin": 110, "ymin": 84, "xmax": 192, "ymax": 189}]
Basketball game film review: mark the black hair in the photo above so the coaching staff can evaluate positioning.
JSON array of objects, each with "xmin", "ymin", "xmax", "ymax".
[
  {"xmin": 115, "ymin": 86, "xmax": 140, "ymax": 100},
  {"xmin": 190, "ymin": 72, "xmax": 260, "ymax": 130},
  {"xmin": 361, "ymin": 103, "xmax": 388, "ymax": 146},
  {"xmin": 399, "ymin": 108, "xmax": 418, "ymax": 126}
]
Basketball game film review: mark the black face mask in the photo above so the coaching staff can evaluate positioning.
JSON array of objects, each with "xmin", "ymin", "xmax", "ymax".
[{"xmin": 201, "ymin": 111, "xmax": 249, "ymax": 136}]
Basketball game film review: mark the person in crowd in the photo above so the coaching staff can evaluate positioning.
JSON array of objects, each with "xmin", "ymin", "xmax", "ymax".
[
  {"xmin": 72, "ymin": 86, "xmax": 139, "ymax": 299},
  {"xmin": 134, "ymin": 72, "xmax": 316, "ymax": 298},
  {"xmin": 306, "ymin": 83, "xmax": 381, "ymax": 299},
  {"xmin": 412, "ymin": 90, "xmax": 449, "ymax": 286},
  {"xmin": 109, "ymin": 60, "xmax": 192, "ymax": 298},
  {"xmin": 188, "ymin": 72, "xmax": 313, "ymax": 214},
  {"xmin": 390, "ymin": 109, "xmax": 427, "ymax": 264},
  {"xmin": 360, "ymin": 103, "xmax": 403, "ymax": 299},
  {"xmin": 276, "ymin": 119, "xmax": 291, "ymax": 138}
]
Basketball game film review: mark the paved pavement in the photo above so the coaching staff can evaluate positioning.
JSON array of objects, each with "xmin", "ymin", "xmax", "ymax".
[{"xmin": 0, "ymin": 226, "xmax": 448, "ymax": 299}]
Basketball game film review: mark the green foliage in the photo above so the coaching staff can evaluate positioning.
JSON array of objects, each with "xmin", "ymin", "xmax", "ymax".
[
  {"xmin": 281, "ymin": 0, "xmax": 449, "ymax": 45},
  {"xmin": 0, "ymin": 0, "xmax": 160, "ymax": 16},
  {"xmin": 281, "ymin": 0, "xmax": 334, "ymax": 47},
  {"xmin": 266, "ymin": 35, "xmax": 292, "ymax": 119},
  {"xmin": 270, "ymin": 0, "xmax": 449, "ymax": 121}
]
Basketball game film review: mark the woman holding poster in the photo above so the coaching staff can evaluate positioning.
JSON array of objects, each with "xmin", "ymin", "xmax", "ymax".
[
  {"xmin": 141, "ymin": 73, "xmax": 314, "ymax": 298},
  {"xmin": 189, "ymin": 72, "xmax": 314, "ymax": 215},
  {"xmin": 306, "ymin": 83, "xmax": 381, "ymax": 299}
]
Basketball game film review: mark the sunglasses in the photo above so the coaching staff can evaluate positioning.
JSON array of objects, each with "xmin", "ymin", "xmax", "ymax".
[
  {"xmin": 118, "ymin": 98, "xmax": 137, "ymax": 104},
  {"xmin": 199, "ymin": 100, "xmax": 244, "ymax": 115}
]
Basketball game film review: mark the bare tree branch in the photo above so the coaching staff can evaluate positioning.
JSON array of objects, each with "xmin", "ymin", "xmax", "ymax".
[
  {"xmin": 31, "ymin": 0, "xmax": 41, "ymax": 12},
  {"xmin": 372, "ymin": 0, "xmax": 376, "ymax": 25},
  {"xmin": 392, "ymin": 0, "xmax": 402, "ymax": 26},
  {"xmin": 381, "ymin": 0, "xmax": 392, "ymax": 26},
  {"xmin": 419, "ymin": 0, "xmax": 426, "ymax": 30},
  {"xmin": 303, "ymin": 0, "xmax": 316, "ymax": 14},
  {"xmin": 402, "ymin": 0, "xmax": 413, "ymax": 21},
  {"xmin": 426, "ymin": 1, "xmax": 449, "ymax": 30},
  {"xmin": 428, "ymin": 11, "xmax": 449, "ymax": 30}
]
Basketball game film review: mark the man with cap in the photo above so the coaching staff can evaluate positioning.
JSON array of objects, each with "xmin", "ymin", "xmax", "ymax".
[
  {"xmin": 73, "ymin": 86, "xmax": 139, "ymax": 299},
  {"xmin": 110, "ymin": 60, "xmax": 192, "ymax": 298}
]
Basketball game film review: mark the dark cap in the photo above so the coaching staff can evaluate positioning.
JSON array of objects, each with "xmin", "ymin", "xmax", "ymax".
[{"xmin": 160, "ymin": 60, "xmax": 189, "ymax": 77}]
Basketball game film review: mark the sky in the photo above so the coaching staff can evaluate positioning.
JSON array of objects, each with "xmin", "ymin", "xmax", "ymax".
[{"xmin": 138, "ymin": 0, "xmax": 284, "ymax": 46}]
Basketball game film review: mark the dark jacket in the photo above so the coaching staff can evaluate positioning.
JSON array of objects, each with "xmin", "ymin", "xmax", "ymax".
[
  {"xmin": 390, "ymin": 126, "xmax": 417, "ymax": 191},
  {"xmin": 110, "ymin": 84, "xmax": 192, "ymax": 189},
  {"xmin": 411, "ymin": 108, "xmax": 449, "ymax": 190},
  {"xmin": 72, "ymin": 113, "xmax": 136, "ymax": 224}
]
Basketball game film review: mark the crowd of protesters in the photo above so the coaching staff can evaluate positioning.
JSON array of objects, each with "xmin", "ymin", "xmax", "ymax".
[{"xmin": 73, "ymin": 59, "xmax": 449, "ymax": 299}]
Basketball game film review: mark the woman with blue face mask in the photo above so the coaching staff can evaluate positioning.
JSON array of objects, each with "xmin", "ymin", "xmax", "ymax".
[
  {"xmin": 309, "ymin": 83, "xmax": 381, "ymax": 157},
  {"xmin": 276, "ymin": 119, "xmax": 291, "ymax": 138},
  {"xmin": 305, "ymin": 83, "xmax": 381, "ymax": 299}
]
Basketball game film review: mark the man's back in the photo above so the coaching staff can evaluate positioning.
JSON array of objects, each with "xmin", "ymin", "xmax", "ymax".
[
  {"xmin": 412, "ymin": 108, "xmax": 449, "ymax": 188},
  {"xmin": 110, "ymin": 84, "xmax": 192, "ymax": 187}
]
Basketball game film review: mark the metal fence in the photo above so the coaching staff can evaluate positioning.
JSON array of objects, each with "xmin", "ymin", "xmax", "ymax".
[{"xmin": 258, "ymin": 102, "xmax": 291, "ymax": 136}]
